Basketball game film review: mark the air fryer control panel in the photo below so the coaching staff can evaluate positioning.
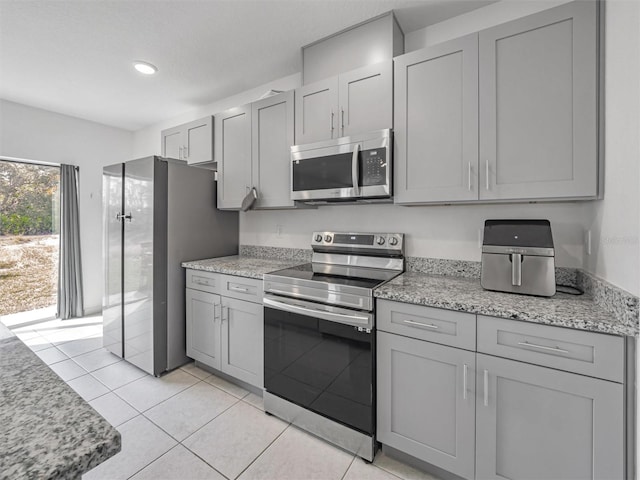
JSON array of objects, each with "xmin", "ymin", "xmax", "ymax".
[{"xmin": 361, "ymin": 149, "xmax": 387, "ymax": 186}]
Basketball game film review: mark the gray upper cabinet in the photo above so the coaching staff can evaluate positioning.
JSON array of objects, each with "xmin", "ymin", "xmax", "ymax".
[
  {"xmin": 394, "ymin": 34, "xmax": 479, "ymax": 204},
  {"xmin": 377, "ymin": 331, "xmax": 476, "ymax": 480},
  {"xmin": 295, "ymin": 77, "xmax": 338, "ymax": 144},
  {"xmin": 295, "ymin": 60, "xmax": 392, "ymax": 145},
  {"xmin": 215, "ymin": 105, "xmax": 252, "ymax": 210},
  {"xmin": 251, "ymin": 91, "xmax": 295, "ymax": 209},
  {"xmin": 479, "ymin": 1, "xmax": 598, "ymax": 200},
  {"xmin": 161, "ymin": 116, "xmax": 214, "ymax": 166},
  {"xmin": 338, "ymin": 61, "xmax": 393, "ymax": 137},
  {"xmin": 476, "ymin": 353, "xmax": 624, "ymax": 480},
  {"xmin": 161, "ymin": 126, "xmax": 182, "ymax": 161}
]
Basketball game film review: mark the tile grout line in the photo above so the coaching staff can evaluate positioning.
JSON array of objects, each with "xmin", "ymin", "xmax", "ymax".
[
  {"xmin": 340, "ymin": 455, "xmax": 357, "ymax": 480},
  {"xmin": 232, "ymin": 423, "xmax": 292, "ymax": 480}
]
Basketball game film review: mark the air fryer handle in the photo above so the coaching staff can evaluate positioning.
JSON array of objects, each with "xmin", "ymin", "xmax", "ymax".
[{"xmin": 511, "ymin": 253, "xmax": 522, "ymax": 286}]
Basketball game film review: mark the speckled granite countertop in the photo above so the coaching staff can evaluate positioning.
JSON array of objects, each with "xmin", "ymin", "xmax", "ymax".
[
  {"xmin": 375, "ymin": 272, "xmax": 638, "ymax": 337},
  {"xmin": 182, "ymin": 255, "xmax": 305, "ymax": 279},
  {"xmin": 0, "ymin": 323, "xmax": 120, "ymax": 480}
]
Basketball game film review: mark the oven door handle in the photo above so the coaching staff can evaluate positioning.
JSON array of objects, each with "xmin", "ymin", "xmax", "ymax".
[{"xmin": 263, "ymin": 295, "xmax": 372, "ymax": 330}]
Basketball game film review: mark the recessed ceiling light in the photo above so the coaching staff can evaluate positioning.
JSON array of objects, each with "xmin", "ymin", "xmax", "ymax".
[{"xmin": 133, "ymin": 61, "xmax": 157, "ymax": 75}]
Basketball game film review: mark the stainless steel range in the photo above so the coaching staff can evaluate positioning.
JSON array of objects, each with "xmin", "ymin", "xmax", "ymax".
[{"xmin": 263, "ymin": 232, "xmax": 405, "ymax": 461}]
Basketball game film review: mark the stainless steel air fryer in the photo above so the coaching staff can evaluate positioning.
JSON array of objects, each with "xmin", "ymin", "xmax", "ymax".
[{"xmin": 480, "ymin": 220, "xmax": 556, "ymax": 297}]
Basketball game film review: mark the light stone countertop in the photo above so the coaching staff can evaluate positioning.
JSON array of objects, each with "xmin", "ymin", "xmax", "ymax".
[
  {"xmin": 182, "ymin": 255, "xmax": 305, "ymax": 279},
  {"xmin": 0, "ymin": 323, "xmax": 121, "ymax": 480},
  {"xmin": 375, "ymin": 272, "xmax": 638, "ymax": 337}
]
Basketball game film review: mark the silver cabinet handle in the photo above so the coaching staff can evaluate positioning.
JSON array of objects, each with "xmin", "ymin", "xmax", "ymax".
[
  {"xmin": 179, "ymin": 146, "xmax": 183, "ymax": 160},
  {"xmin": 463, "ymin": 364, "xmax": 468, "ymax": 400},
  {"xmin": 330, "ymin": 109, "xmax": 334, "ymax": 135},
  {"xmin": 403, "ymin": 319, "xmax": 438, "ymax": 329},
  {"xmin": 485, "ymin": 160, "xmax": 490, "ymax": 190},
  {"xmin": 214, "ymin": 303, "xmax": 221, "ymax": 320},
  {"xmin": 221, "ymin": 305, "xmax": 228, "ymax": 322},
  {"xmin": 351, "ymin": 143, "xmax": 360, "ymax": 195},
  {"xmin": 341, "ymin": 107, "xmax": 345, "ymax": 136},
  {"xmin": 183, "ymin": 146, "xmax": 188, "ymax": 159},
  {"xmin": 517, "ymin": 341, "xmax": 569, "ymax": 354},
  {"xmin": 483, "ymin": 370, "xmax": 489, "ymax": 407},
  {"xmin": 468, "ymin": 162, "xmax": 472, "ymax": 191},
  {"xmin": 229, "ymin": 285, "xmax": 250, "ymax": 293},
  {"xmin": 194, "ymin": 279, "xmax": 210, "ymax": 286},
  {"xmin": 511, "ymin": 253, "xmax": 522, "ymax": 286}
]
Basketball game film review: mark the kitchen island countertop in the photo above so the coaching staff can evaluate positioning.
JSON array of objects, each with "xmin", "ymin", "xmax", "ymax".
[
  {"xmin": 182, "ymin": 255, "xmax": 304, "ymax": 279},
  {"xmin": 0, "ymin": 323, "xmax": 120, "ymax": 480},
  {"xmin": 375, "ymin": 272, "xmax": 638, "ymax": 337}
]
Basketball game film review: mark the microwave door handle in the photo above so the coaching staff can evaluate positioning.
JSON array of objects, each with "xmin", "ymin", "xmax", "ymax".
[{"xmin": 352, "ymin": 143, "xmax": 360, "ymax": 195}]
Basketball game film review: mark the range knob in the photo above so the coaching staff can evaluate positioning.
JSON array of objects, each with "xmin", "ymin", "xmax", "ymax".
[
  {"xmin": 324, "ymin": 235, "xmax": 333, "ymax": 243},
  {"xmin": 314, "ymin": 234, "xmax": 323, "ymax": 242},
  {"xmin": 376, "ymin": 236, "xmax": 386, "ymax": 245},
  {"xmin": 389, "ymin": 237, "xmax": 399, "ymax": 246}
]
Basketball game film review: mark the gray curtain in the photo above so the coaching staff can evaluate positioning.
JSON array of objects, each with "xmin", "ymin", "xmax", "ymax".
[{"xmin": 58, "ymin": 164, "xmax": 84, "ymax": 319}]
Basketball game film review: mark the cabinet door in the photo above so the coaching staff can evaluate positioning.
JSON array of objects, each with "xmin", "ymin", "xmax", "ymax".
[
  {"xmin": 220, "ymin": 297, "xmax": 263, "ymax": 388},
  {"xmin": 184, "ymin": 116, "xmax": 213, "ymax": 165},
  {"xmin": 476, "ymin": 353, "xmax": 624, "ymax": 480},
  {"xmin": 339, "ymin": 60, "xmax": 392, "ymax": 137},
  {"xmin": 185, "ymin": 288, "xmax": 221, "ymax": 370},
  {"xmin": 377, "ymin": 332, "xmax": 476, "ymax": 479},
  {"xmin": 479, "ymin": 1, "xmax": 597, "ymax": 200},
  {"xmin": 394, "ymin": 34, "xmax": 479, "ymax": 204},
  {"xmin": 161, "ymin": 126, "xmax": 183, "ymax": 160},
  {"xmin": 215, "ymin": 105, "xmax": 252, "ymax": 209},
  {"xmin": 295, "ymin": 77, "xmax": 338, "ymax": 144},
  {"xmin": 251, "ymin": 91, "xmax": 295, "ymax": 209}
]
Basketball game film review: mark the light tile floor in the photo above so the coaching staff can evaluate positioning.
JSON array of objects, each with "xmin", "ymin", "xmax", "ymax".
[{"xmin": 8, "ymin": 314, "xmax": 441, "ymax": 480}]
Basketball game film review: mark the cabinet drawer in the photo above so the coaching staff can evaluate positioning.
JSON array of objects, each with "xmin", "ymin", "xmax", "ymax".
[
  {"xmin": 377, "ymin": 300, "xmax": 476, "ymax": 350},
  {"xmin": 220, "ymin": 274, "xmax": 263, "ymax": 303},
  {"xmin": 186, "ymin": 270, "xmax": 221, "ymax": 294},
  {"xmin": 477, "ymin": 316, "xmax": 624, "ymax": 383}
]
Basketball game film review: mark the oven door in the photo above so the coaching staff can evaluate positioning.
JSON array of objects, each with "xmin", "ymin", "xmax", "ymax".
[
  {"xmin": 263, "ymin": 295, "xmax": 374, "ymax": 435},
  {"xmin": 291, "ymin": 141, "xmax": 362, "ymax": 201}
]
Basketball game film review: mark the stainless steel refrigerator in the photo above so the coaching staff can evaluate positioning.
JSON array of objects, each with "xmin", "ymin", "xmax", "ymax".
[{"xmin": 102, "ymin": 156, "xmax": 238, "ymax": 376}]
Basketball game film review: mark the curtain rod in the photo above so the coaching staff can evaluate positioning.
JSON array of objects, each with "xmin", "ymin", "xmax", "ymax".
[{"xmin": 0, "ymin": 155, "xmax": 79, "ymax": 170}]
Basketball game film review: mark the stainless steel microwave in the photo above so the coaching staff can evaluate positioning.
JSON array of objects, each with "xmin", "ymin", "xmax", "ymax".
[{"xmin": 290, "ymin": 129, "xmax": 392, "ymax": 202}]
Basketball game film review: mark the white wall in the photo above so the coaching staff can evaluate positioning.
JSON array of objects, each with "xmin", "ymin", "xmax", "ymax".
[
  {"xmin": 583, "ymin": 0, "xmax": 639, "ymax": 297},
  {"xmin": 132, "ymin": 73, "xmax": 301, "ymax": 158},
  {"xmin": 0, "ymin": 99, "xmax": 133, "ymax": 313},
  {"xmin": 237, "ymin": 0, "xmax": 591, "ymax": 270}
]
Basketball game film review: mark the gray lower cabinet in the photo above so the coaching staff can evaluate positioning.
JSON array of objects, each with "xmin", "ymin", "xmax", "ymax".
[
  {"xmin": 476, "ymin": 353, "xmax": 624, "ymax": 480},
  {"xmin": 185, "ymin": 288, "xmax": 221, "ymax": 369},
  {"xmin": 377, "ymin": 331, "xmax": 476, "ymax": 480},
  {"xmin": 220, "ymin": 296, "xmax": 263, "ymax": 388},
  {"xmin": 185, "ymin": 271, "xmax": 264, "ymax": 389},
  {"xmin": 216, "ymin": 104, "xmax": 252, "ymax": 209}
]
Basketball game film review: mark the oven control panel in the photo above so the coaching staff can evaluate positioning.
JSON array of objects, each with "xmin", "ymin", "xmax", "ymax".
[{"xmin": 311, "ymin": 231, "xmax": 404, "ymax": 253}]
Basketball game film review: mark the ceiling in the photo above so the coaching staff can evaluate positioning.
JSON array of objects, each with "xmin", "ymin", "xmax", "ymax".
[{"xmin": 0, "ymin": 0, "xmax": 494, "ymax": 131}]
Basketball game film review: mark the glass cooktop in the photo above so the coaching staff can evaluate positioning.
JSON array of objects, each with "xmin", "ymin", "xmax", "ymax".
[{"xmin": 267, "ymin": 262, "xmax": 399, "ymax": 290}]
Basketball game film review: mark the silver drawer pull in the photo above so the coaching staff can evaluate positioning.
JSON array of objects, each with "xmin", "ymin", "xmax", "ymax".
[
  {"xmin": 229, "ymin": 285, "xmax": 250, "ymax": 293},
  {"xmin": 404, "ymin": 319, "xmax": 439, "ymax": 329},
  {"xmin": 483, "ymin": 370, "xmax": 489, "ymax": 407},
  {"xmin": 462, "ymin": 364, "xmax": 468, "ymax": 400},
  {"xmin": 194, "ymin": 280, "xmax": 210, "ymax": 286},
  {"xmin": 517, "ymin": 341, "xmax": 569, "ymax": 354}
]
